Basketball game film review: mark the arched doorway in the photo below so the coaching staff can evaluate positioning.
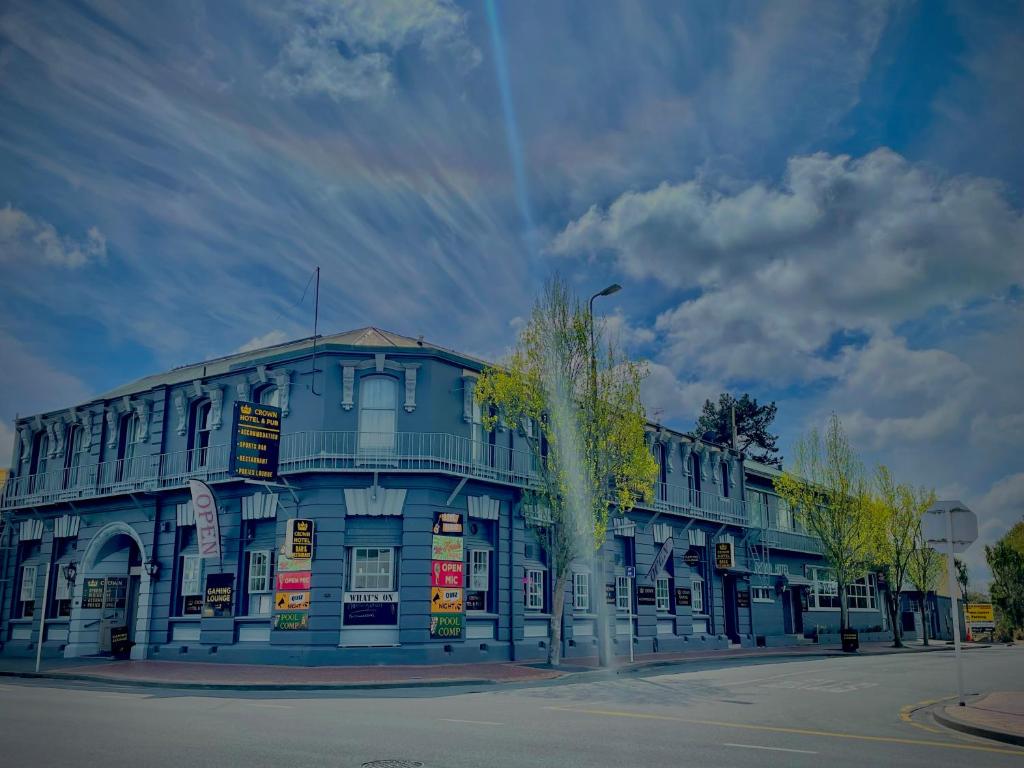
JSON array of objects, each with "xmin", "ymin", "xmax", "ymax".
[{"xmin": 65, "ymin": 522, "xmax": 153, "ymax": 660}]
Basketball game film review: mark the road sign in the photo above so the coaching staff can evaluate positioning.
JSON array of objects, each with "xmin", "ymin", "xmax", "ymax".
[
  {"xmin": 625, "ymin": 566, "xmax": 636, "ymax": 579},
  {"xmin": 921, "ymin": 500, "xmax": 978, "ymax": 554},
  {"xmin": 965, "ymin": 603, "xmax": 995, "ymax": 631}
]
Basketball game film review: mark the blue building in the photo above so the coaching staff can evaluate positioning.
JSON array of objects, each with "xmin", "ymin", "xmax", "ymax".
[{"xmin": 0, "ymin": 328, "xmax": 890, "ymax": 665}]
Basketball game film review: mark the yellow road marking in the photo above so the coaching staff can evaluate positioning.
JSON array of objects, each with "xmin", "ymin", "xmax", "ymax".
[
  {"xmin": 899, "ymin": 697, "xmax": 952, "ymax": 734},
  {"xmin": 544, "ymin": 705, "xmax": 1024, "ymax": 757}
]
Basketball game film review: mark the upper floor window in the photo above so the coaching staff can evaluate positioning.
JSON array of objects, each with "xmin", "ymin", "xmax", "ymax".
[
  {"xmin": 64, "ymin": 424, "xmax": 83, "ymax": 473},
  {"xmin": 118, "ymin": 413, "xmax": 143, "ymax": 463},
  {"xmin": 30, "ymin": 431, "xmax": 49, "ymax": 477},
  {"xmin": 358, "ymin": 377, "xmax": 397, "ymax": 455},
  {"xmin": 257, "ymin": 385, "xmax": 280, "ymax": 409},
  {"xmin": 775, "ymin": 498, "xmax": 793, "ymax": 531},
  {"xmin": 689, "ymin": 452, "xmax": 701, "ymax": 495},
  {"xmin": 721, "ymin": 460, "xmax": 730, "ymax": 498},
  {"xmin": 189, "ymin": 400, "xmax": 212, "ymax": 469},
  {"xmin": 657, "ymin": 443, "xmax": 668, "ymax": 500}
]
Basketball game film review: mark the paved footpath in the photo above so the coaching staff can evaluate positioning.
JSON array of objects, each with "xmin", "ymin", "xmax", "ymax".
[
  {"xmin": 0, "ymin": 640, "xmax": 976, "ymax": 690},
  {"xmin": 933, "ymin": 690, "xmax": 1024, "ymax": 747}
]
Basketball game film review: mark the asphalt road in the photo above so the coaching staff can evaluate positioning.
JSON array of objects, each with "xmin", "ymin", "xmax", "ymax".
[{"xmin": 1, "ymin": 645, "xmax": 1022, "ymax": 767}]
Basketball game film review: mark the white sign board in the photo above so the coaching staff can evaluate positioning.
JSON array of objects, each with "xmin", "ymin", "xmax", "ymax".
[{"xmin": 921, "ymin": 500, "xmax": 978, "ymax": 554}]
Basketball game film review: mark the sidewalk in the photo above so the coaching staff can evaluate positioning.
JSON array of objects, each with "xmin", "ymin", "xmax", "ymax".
[
  {"xmin": 933, "ymin": 691, "xmax": 1024, "ymax": 747},
  {"xmin": 0, "ymin": 640, "xmax": 986, "ymax": 691}
]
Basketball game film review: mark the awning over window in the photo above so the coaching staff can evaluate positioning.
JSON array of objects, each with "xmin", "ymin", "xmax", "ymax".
[
  {"xmin": 176, "ymin": 501, "xmax": 195, "ymax": 527},
  {"xmin": 53, "ymin": 514, "xmax": 81, "ymax": 539},
  {"xmin": 19, "ymin": 519, "xmax": 43, "ymax": 542},
  {"xmin": 468, "ymin": 495, "xmax": 499, "ymax": 521},
  {"xmin": 243, "ymin": 492, "xmax": 278, "ymax": 521},
  {"xmin": 344, "ymin": 487, "xmax": 406, "ymax": 516}
]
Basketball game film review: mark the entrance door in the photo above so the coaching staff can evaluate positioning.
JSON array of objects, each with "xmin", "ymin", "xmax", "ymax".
[
  {"xmin": 126, "ymin": 573, "xmax": 142, "ymax": 642},
  {"xmin": 723, "ymin": 576, "xmax": 740, "ymax": 644},
  {"xmin": 98, "ymin": 577, "xmax": 128, "ymax": 652},
  {"xmin": 791, "ymin": 589, "xmax": 804, "ymax": 635},
  {"xmin": 783, "ymin": 589, "xmax": 794, "ymax": 634}
]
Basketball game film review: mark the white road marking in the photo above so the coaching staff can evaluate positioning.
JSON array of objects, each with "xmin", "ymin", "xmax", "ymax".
[
  {"xmin": 438, "ymin": 718, "xmax": 504, "ymax": 726},
  {"xmin": 241, "ymin": 702, "xmax": 293, "ymax": 709},
  {"xmin": 723, "ymin": 743, "xmax": 819, "ymax": 754}
]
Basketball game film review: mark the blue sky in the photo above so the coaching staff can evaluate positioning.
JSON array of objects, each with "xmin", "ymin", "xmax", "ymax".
[{"xmin": 1, "ymin": 0, "xmax": 1022, "ymax": 583}]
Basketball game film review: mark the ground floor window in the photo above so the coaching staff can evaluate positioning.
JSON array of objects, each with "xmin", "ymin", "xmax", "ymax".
[
  {"xmin": 847, "ymin": 574, "xmax": 877, "ymax": 610},
  {"xmin": 615, "ymin": 575, "xmax": 630, "ymax": 612},
  {"xmin": 179, "ymin": 554, "xmax": 204, "ymax": 615},
  {"xmin": 655, "ymin": 577, "xmax": 670, "ymax": 612},
  {"xmin": 18, "ymin": 564, "xmax": 37, "ymax": 618},
  {"xmin": 350, "ymin": 547, "xmax": 395, "ymax": 591},
  {"xmin": 752, "ymin": 586, "xmax": 774, "ymax": 602},
  {"xmin": 525, "ymin": 568, "xmax": 545, "ymax": 611},
  {"xmin": 808, "ymin": 566, "xmax": 840, "ymax": 610},
  {"xmin": 691, "ymin": 576, "xmax": 705, "ymax": 614},
  {"xmin": 53, "ymin": 564, "xmax": 72, "ymax": 617},
  {"xmin": 246, "ymin": 550, "xmax": 272, "ymax": 616},
  {"xmin": 466, "ymin": 548, "xmax": 491, "ymax": 612},
  {"xmin": 573, "ymin": 572, "xmax": 590, "ymax": 612}
]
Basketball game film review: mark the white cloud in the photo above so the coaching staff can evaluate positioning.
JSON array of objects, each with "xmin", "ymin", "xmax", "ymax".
[
  {"xmin": 641, "ymin": 363, "xmax": 721, "ymax": 426},
  {"xmin": 0, "ymin": 421, "xmax": 14, "ymax": 469},
  {"xmin": 0, "ymin": 204, "xmax": 107, "ymax": 268},
  {"xmin": 265, "ymin": 0, "xmax": 480, "ymax": 101},
  {"xmin": 0, "ymin": 331, "xmax": 92, "ymax": 425},
  {"xmin": 233, "ymin": 330, "xmax": 291, "ymax": 354},
  {"xmin": 960, "ymin": 473, "xmax": 1024, "ymax": 589}
]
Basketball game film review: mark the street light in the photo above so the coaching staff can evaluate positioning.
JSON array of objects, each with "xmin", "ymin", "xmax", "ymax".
[{"xmin": 589, "ymin": 283, "xmax": 621, "ymax": 668}]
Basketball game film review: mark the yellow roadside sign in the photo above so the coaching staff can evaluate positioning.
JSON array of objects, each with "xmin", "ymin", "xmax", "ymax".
[{"xmin": 965, "ymin": 603, "xmax": 994, "ymax": 623}]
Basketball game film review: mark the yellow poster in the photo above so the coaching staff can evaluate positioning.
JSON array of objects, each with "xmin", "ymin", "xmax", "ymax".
[
  {"xmin": 275, "ymin": 591, "xmax": 311, "ymax": 611},
  {"xmin": 430, "ymin": 587, "xmax": 463, "ymax": 613},
  {"xmin": 965, "ymin": 603, "xmax": 995, "ymax": 623}
]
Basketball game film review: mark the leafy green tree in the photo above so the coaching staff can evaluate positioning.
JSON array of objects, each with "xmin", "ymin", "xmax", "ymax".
[
  {"xmin": 696, "ymin": 393, "xmax": 781, "ymax": 466},
  {"xmin": 954, "ymin": 558, "xmax": 969, "ymax": 601},
  {"xmin": 475, "ymin": 276, "xmax": 657, "ymax": 666},
  {"xmin": 773, "ymin": 413, "xmax": 873, "ymax": 639},
  {"xmin": 907, "ymin": 533, "xmax": 943, "ymax": 646},
  {"xmin": 870, "ymin": 466, "xmax": 933, "ymax": 647},
  {"xmin": 986, "ymin": 522, "xmax": 1024, "ymax": 641}
]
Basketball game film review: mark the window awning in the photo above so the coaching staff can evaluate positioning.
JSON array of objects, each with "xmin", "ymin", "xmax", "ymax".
[
  {"xmin": 243, "ymin": 492, "xmax": 278, "ymax": 521},
  {"xmin": 468, "ymin": 495, "xmax": 500, "ymax": 521},
  {"xmin": 176, "ymin": 501, "xmax": 195, "ymax": 527},
  {"xmin": 19, "ymin": 519, "xmax": 43, "ymax": 542}
]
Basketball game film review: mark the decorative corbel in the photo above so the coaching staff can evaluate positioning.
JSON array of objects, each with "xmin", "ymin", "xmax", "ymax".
[
  {"xmin": 208, "ymin": 386, "xmax": 224, "ymax": 429},
  {"xmin": 133, "ymin": 400, "xmax": 151, "ymax": 443},
  {"xmin": 192, "ymin": 379, "xmax": 204, "ymax": 399},
  {"xmin": 680, "ymin": 440, "xmax": 693, "ymax": 475},
  {"xmin": 665, "ymin": 435, "xmax": 676, "ymax": 473},
  {"xmin": 710, "ymin": 450, "xmax": 723, "ymax": 486},
  {"xmin": 173, "ymin": 391, "xmax": 187, "ymax": 436},
  {"xmin": 106, "ymin": 407, "xmax": 119, "ymax": 449},
  {"xmin": 79, "ymin": 411, "xmax": 93, "ymax": 450},
  {"xmin": 461, "ymin": 373, "xmax": 477, "ymax": 423},
  {"xmin": 52, "ymin": 419, "xmax": 66, "ymax": 456},
  {"xmin": 729, "ymin": 455, "xmax": 739, "ymax": 488},
  {"xmin": 403, "ymin": 364, "xmax": 419, "ymax": 413},
  {"xmin": 45, "ymin": 421, "xmax": 58, "ymax": 456},
  {"xmin": 273, "ymin": 370, "xmax": 290, "ymax": 417},
  {"xmin": 256, "ymin": 364, "xmax": 268, "ymax": 384},
  {"xmin": 341, "ymin": 364, "xmax": 355, "ymax": 410},
  {"xmin": 236, "ymin": 379, "xmax": 252, "ymax": 404},
  {"xmin": 16, "ymin": 425, "xmax": 31, "ymax": 465}
]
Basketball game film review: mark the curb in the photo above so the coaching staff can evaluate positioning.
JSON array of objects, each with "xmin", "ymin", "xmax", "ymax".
[{"xmin": 932, "ymin": 705, "xmax": 1024, "ymax": 748}]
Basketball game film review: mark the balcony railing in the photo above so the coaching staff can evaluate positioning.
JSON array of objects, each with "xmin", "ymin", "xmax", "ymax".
[{"xmin": 1, "ymin": 431, "xmax": 770, "ymax": 532}]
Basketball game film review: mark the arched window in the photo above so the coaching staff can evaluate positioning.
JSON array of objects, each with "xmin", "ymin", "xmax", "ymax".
[
  {"xmin": 64, "ymin": 424, "xmax": 83, "ymax": 487},
  {"xmin": 30, "ymin": 431, "xmax": 49, "ymax": 492},
  {"xmin": 657, "ymin": 443, "xmax": 668, "ymax": 500},
  {"xmin": 189, "ymin": 400, "xmax": 213, "ymax": 470},
  {"xmin": 689, "ymin": 452, "xmax": 701, "ymax": 497},
  {"xmin": 358, "ymin": 377, "xmax": 397, "ymax": 455},
  {"xmin": 257, "ymin": 385, "xmax": 280, "ymax": 409},
  {"xmin": 117, "ymin": 413, "xmax": 142, "ymax": 480},
  {"xmin": 721, "ymin": 460, "xmax": 730, "ymax": 498}
]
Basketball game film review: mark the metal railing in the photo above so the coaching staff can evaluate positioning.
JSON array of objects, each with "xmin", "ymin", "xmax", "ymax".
[{"xmin": 650, "ymin": 481, "xmax": 748, "ymax": 526}]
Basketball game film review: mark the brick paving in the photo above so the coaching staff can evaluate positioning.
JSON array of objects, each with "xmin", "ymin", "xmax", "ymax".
[{"xmin": 939, "ymin": 691, "xmax": 1024, "ymax": 744}]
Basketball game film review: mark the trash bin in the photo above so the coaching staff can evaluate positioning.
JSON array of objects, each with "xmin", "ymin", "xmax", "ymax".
[{"xmin": 841, "ymin": 629, "xmax": 859, "ymax": 652}]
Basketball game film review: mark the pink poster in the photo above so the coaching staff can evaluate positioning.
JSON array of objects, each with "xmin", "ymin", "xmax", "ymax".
[
  {"xmin": 430, "ymin": 560, "xmax": 464, "ymax": 588},
  {"xmin": 276, "ymin": 571, "xmax": 312, "ymax": 591}
]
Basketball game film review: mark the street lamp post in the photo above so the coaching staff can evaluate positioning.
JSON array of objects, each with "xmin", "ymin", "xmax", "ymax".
[{"xmin": 589, "ymin": 283, "xmax": 621, "ymax": 668}]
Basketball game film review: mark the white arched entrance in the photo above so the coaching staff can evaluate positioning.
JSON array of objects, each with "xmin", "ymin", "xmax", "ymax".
[{"xmin": 64, "ymin": 522, "xmax": 153, "ymax": 661}]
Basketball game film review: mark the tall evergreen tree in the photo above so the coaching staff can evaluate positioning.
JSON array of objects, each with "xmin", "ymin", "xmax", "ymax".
[{"xmin": 695, "ymin": 393, "xmax": 781, "ymax": 466}]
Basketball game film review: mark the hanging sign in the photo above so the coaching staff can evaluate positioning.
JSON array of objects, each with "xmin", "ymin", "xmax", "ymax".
[
  {"xmin": 675, "ymin": 587, "xmax": 692, "ymax": 607},
  {"xmin": 228, "ymin": 401, "xmax": 282, "ymax": 481},
  {"xmin": 202, "ymin": 573, "xmax": 234, "ymax": 617},
  {"xmin": 647, "ymin": 537, "xmax": 674, "ymax": 581},
  {"xmin": 110, "ymin": 626, "xmax": 132, "ymax": 658},
  {"xmin": 190, "ymin": 479, "xmax": 221, "ymax": 560},
  {"xmin": 683, "ymin": 548, "xmax": 702, "ymax": 566},
  {"xmin": 636, "ymin": 585, "xmax": 656, "ymax": 606},
  {"xmin": 430, "ymin": 560, "xmax": 464, "ymax": 588},
  {"xmin": 82, "ymin": 578, "xmax": 105, "ymax": 609},
  {"xmin": 431, "ymin": 535, "xmax": 463, "ymax": 562},
  {"xmin": 715, "ymin": 542, "xmax": 735, "ymax": 570},
  {"xmin": 606, "ymin": 583, "xmax": 617, "ymax": 605},
  {"xmin": 465, "ymin": 591, "xmax": 485, "ymax": 611},
  {"xmin": 343, "ymin": 592, "xmax": 398, "ymax": 625},
  {"xmin": 276, "ymin": 571, "xmax": 312, "ymax": 591},
  {"xmin": 429, "ymin": 613, "xmax": 464, "ymax": 639},
  {"xmin": 184, "ymin": 594, "xmax": 204, "ymax": 615},
  {"xmin": 277, "ymin": 554, "xmax": 309, "ymax": 573},
  {"xmin": 431, "ymin": 587, "xmax": 464, "ymax": 613},
  {"xmin": 432, "ymin": 511, "xmax": 464, "ymax": 536},
  {"xmin": 285, "ymin": 518, "xmax": 314, "ymax": 559},
  {"xmin": 273, "ymin": 612, "xmax": 308, "ymax": 631},
  {"xmin": 275, "ymin": 591, "xmax": 310, "ymax": 611},
  {"xmin": 736, "ymin": 590, "xmax": 751, "ymax": 608}
]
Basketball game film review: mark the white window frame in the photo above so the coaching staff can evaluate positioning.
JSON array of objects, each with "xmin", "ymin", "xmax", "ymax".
[
  {"xmin": 20, "ymin": 564, "xmax": 37, "ymax": 603},
  {"xmin": 615, "ymin": 575, "xmax": 630, "ymax": 612},
  {"xmin": 357, "ymin": 377, "xmax": 398, "ymax": 455},
  {"xmin": 847, "ymin": 574, "xmax": 877, "ymax": 611},
  {"xmin": 752, "ymin": 586, "xmax": 774, "ymax": 603},
  {"xmin": 573, "ymin": 572, "xmax": 590, "ymax": 612},
  {"xmin": 525, "ymin": 568, "xmax": 545, "ymax": 611},
  {"xmin": 655, "ymin": 577, "xmax": 670, "ymax": 612},
  {"xmin": 247, "ymin": 550, "xmax": 271, "ymax": 593},
  {"xmin": 468, "ymin": 549, "xmax": 490, "ymax": 592},
  {"xmin": 691, "ymin": 576, "xmax": 705, "ymax": 614},
  {"xmin": 808, "ymin": 565, "xmax": 840, "ymax": 610},
  {"xmin": 180, "ymin": 555, "xmax": 203, "ymax": 597},
  {"xmin": 54, "ymin": 566, "xmax": 71, "ymax": 601},
  {"xmin": 350, "ymin": 547, "xmax": 395, "ymax": 592},
  {"xmin": 775, "ymin": 497, "xmax": 793, "ymax": 531},
  {"xmin": 258, "ymin": 385, "xmax": 280, "ymax": 409}
]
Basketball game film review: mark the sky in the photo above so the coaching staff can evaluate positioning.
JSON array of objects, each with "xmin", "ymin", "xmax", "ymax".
[{"xmin": 0, "ymin": 0, "xmax": 1022, "ymax": 586}]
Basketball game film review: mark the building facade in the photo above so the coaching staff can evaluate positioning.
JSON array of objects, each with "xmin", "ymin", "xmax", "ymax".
[{"xmin": 0, "ymin": 328, "xmax": 890, "ymax": 665}]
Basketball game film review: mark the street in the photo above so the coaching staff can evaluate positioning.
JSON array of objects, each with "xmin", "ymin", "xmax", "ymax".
[{"xmin": 1, "ymin": 646, "xmax": 1022, "ymax": 767}]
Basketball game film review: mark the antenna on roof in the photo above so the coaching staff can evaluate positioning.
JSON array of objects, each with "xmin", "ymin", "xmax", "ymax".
[{"xmin": 310, "ymin": 266, "xmax": 322, "ymax": 397}]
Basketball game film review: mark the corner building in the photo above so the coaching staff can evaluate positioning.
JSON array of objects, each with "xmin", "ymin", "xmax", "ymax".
[{"xmin": 0, "ymin": 328, "xmax": 889, "ymax": 665}]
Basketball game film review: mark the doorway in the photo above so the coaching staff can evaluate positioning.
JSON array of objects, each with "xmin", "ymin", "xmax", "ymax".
[
  {"xmin": 723, "ymin": 575, "xmax": 740, "ymax": 644},
  {"xmin": 790, "ymin": 588, "xmax": 804, "ymax": 635}
]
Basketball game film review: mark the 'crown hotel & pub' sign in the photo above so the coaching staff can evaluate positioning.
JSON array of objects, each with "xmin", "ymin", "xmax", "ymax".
[{"xmin": 229, "ymin": 401, "xmax": 282, "ymax": 481}]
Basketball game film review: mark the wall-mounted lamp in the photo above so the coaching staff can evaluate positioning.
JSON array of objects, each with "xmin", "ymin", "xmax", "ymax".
[
  {"xmin": 62, "ymin": 561, "xmax": 78, "ymax": 586},
  {"xmin": 143, "ymin": 558, "xmax": 161, "ymax": 579}
]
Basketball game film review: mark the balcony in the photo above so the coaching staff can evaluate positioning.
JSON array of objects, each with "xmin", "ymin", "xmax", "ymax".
[{"xmin": 1, "ymin": 431, "xmax": 752, "ymax": 530}]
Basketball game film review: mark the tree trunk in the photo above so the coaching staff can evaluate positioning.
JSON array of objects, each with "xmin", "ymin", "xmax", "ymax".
[
  {"xmin": 920, "ymin": 598, "xmax": 929, "ymax": 646},
  {"xmin": 548, "ymin": 573, "xmax": 568, "ymax": 666},
  {"xmin": 890, "ymin": 591, "xmax": 903, "ymax": 648},
  {"xmin": 839, "ymin": 583, "xmax": 850, "ymax": 637}
]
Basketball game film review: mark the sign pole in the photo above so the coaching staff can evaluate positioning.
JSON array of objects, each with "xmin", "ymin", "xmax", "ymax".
[
  {"xmin": 628, "ymin": 573, "xmax": 635, "ymax": 664},
  {"xmin": 34, "ymin": 565, "xmax": 51, "ymax": 674},
  {"xmin": 945, "ymin": 507, "xmax": 965, "ymax": 707}
]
